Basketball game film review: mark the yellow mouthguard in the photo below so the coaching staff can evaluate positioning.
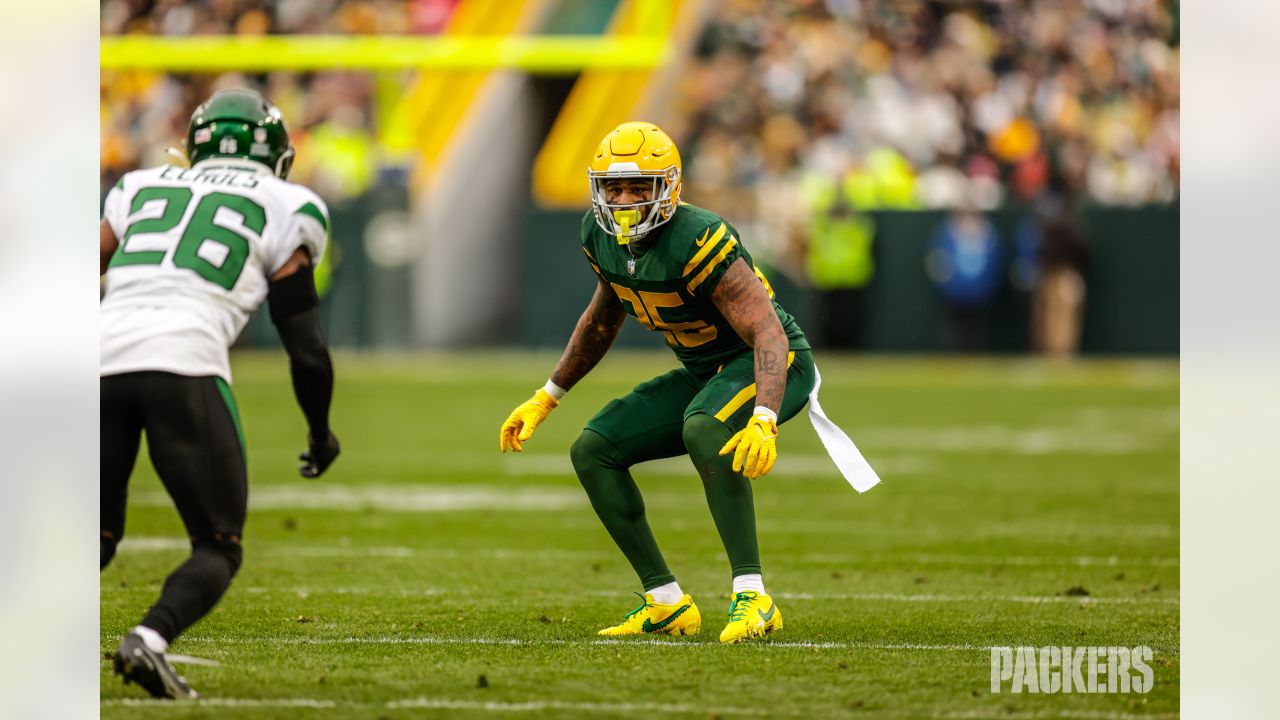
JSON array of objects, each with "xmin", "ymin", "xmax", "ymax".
[{"xmin": 613, "ymin": 209, "xmax": 639, "ymax": 244}]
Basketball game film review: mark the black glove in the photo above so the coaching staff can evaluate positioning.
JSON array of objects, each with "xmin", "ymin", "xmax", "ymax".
[{"xmin": 300, "ymin": 430, "xmax": 340, "ymax": 478}]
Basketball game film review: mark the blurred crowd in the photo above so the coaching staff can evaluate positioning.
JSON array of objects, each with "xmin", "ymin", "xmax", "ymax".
[
  {"xmin": 672, "ymin": 0, "xmax": 1177, "ymax": 355},
  {"xmin": 104, "ymin": 0, "xmax": 1179, "ymax": 216},
  {"xmin": 676, "ymin": 0, "xmax": 1179, "ymax": 220},
  {"xmin": 101, "ymin": 0, "xmax": 457, "ymax": 37},
  {"xmin": 101, "ymin": 0, "xmax": 460, "ymax": 200},
  {"xmin": 99, "ymin": 0, "xmax": 1174, "ymax": 355}
]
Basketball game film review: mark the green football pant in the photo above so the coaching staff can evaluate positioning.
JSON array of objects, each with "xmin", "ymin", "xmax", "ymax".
[{"xmin": 570, "ymin": 350, "xmax": 816, "ymax": 589}]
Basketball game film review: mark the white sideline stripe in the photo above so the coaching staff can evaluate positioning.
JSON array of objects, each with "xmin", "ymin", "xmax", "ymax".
[
  {"xmin": 183, "ymin": 635, "xmax": 989, "ymax": 651},
  {"xmin": 579, "ymin": 590, "xmax": 1177, "ymax": 605},
  {"xmin": 240, "ymin": 586, "xmax": 445, "ymax": 598},
  {"xmin": 120, "ymin": 538, "xmax": 425, "ymax": 556},
  {"xmin": 880, "ymin": 553, "xmax": 1179, "ymax": 568},
  {"xmin": 505, "ymin": 453, "xmax": 933, "ymax": 477},
  {"xmin": 744, "ymin": 519, "xmax": 1179, "ymax": 539},
  {"xmin": 942, "ymin": 707, "xmax": 1177, "ymax": 712},
  {"xmin": 118, "ymin": 538, "xmax": 1179, "ymax": 569},
  {"xmin": 131, "ymin": 484, "xmax": 585, "ymax": 513},
  {"xmin": 101, "ymin": 696, "xmax": 771, "ymax": 715},
  {"xmin": 108, "ymin": 586, "xmax": 1176, "ymax": 607},
  {"xmin": 98, "ymin": 698, "xmax": 1177, "ymax": 719},
  {"xmin": 854, "ymin": 424, "xmax": 1175, "ymax": 455},
  {"xmin": 772, "ymin": 592, "xmax": 1178, "ymax": 605},
  {"xmin": 183, "ymin": 635, "xmax": 1176, "ymax": 655},
  {"xmin": 387, "ymin": 698, "xmax": 770, "ymax": 715},
  {"xmin": 103, "ymin": 698, "xmax": 336, "ymax": 708}
]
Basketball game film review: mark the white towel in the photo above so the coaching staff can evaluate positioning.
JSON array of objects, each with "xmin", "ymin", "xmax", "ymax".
[{"xmin": 807, "ymin": 365, "xmax": 881, "ymax": 493}]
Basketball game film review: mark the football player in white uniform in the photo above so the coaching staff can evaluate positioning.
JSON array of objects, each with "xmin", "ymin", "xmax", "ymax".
[{"xmin": 99, "ymin": 89, "xmax": 340, "ymax": 699}]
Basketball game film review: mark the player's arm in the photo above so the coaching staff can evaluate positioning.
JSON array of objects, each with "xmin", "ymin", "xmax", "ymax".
[
  {"xmin": 268, "ymin": 247, "xmax": 339, "ymax": 477},
  {"xmin": 551, "ymin": 276, "xmax": 626, "ymax": 391},
  {"xmin": 500, "ymin": 277, "xmax": 625, "ymax": 453},
  {"xmin": 713, "ymin": 258, "xmax": 789, "ymax": 479},
  {"xmin": 713, "ymin": 258, "xmax": 789, "ymax": 413},
  {"xmin": 100, "ymin": 219, "xmax": 119, "ymax": 276}
]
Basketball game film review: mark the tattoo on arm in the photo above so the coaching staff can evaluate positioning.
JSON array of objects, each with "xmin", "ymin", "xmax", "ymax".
[
  {"xmin": 759, "ymin": 347, "xmax": 782, "ymax": 375},
  {"xmin": 550, "ymin": 278, "xmax": 626, "ymax": 390},
  {"xmin": 712, "ymin": 259, "xmax": 789, "ymax": 413}
]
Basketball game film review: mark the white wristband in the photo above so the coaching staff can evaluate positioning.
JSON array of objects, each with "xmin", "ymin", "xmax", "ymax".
[
  {"xmin": 543, "ymin": 379, "xmax": 567, "ymax": 400},
  {"xmin": 752, "ymin": 406, "xmax": 778, "ymax": 423}
]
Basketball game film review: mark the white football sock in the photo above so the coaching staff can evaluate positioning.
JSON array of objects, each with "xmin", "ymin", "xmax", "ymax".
[
  {"xmin": 646, "ymin": 581, "xmax": 684, "ymax": 605},
  {"xmin": 732, "ymin": 573, "xmax": 766, "ymax": 595},
  {"xmin": 133, "ymin": 625, "xmax": 169, "ymax": 653}
]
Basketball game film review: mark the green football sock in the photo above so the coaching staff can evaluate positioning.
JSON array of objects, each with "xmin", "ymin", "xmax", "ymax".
[
  {"xmin": 683, "ymin": 413, "xmax": 762, "ymax": 577},
  {"xmin": 569, "ymin": 429, "xmax": 675, "ymax": 590}
]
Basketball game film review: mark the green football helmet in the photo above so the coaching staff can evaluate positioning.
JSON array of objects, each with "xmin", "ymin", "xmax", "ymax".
[{"xmin": 186, "ymin": 88, "xmax": 294, "ymax": 179}]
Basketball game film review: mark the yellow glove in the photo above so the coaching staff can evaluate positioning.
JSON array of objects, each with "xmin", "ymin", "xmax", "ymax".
[
  {"xmin": 499, "ymin": 388, "xmax": 560, "ymax": 453},
  {"xmin": 719, "ymin": 410, "xmax": 779, "ymax": 479}
]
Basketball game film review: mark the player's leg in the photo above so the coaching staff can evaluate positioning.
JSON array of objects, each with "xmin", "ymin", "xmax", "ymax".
[
  {"xmin": 140, "ymin": 374, "xmax": 247, "ymax": 644},
  {"xmin": 101, "ymin": 374, "xmax": 144, "ymax": 570},
  {"xmin": 683, "ymin": 350, "xmax": 816, "ymax": 642},
  {"xmin": 572, "ymin": 368, "xmax": 703, "ymax": 635},
  {"xmin": 113, "ymin": 372, "xmax": 246, "ymax": 699}
]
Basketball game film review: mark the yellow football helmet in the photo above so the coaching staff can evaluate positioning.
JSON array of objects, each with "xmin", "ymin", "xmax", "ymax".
[{"xmin": 588, "ymin": 122, "xmax": 683, "ymax": 243}]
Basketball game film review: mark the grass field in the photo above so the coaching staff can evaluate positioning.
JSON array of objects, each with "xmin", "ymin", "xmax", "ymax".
[{"xmin": 100, "ymin": 351, "xmax": 1179, "ymax": 719}]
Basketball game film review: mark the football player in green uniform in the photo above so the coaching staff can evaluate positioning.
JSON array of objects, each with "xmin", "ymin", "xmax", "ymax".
[{"xmin": 500, "ymin": 122, "xmax": 816, "ymax": 643}]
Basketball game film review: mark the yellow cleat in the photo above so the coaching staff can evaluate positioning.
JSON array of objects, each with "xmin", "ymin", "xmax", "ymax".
[
  {"xmin": 598, "ymin": 593, "xmax": 701, "ymax": 637},
  {"xmin": 719, "ymin": 591, "xmax": 783, "ymax": 644}
]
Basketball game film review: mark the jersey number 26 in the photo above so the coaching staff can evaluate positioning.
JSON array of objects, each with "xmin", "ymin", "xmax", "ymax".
[{"xmin": 110, "ymin": 187, "xmax": 265, "ymax": 291}]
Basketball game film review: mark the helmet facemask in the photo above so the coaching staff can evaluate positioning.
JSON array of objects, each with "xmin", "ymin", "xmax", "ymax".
[{"xmin": 589, "ymin": 165, "xmax": 681, "ymax": 244}]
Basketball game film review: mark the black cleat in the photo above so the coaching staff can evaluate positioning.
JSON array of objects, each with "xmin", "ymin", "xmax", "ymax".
[{"xmin": 112, "ymin": 632, "xmax": 199, "ymax": 700}]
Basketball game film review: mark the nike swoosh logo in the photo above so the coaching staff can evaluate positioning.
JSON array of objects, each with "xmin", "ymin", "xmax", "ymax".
[
  {"xmin": 642, "ymin": 603, "xmax": 691, "ymax": 633},
  {"xmin": 694, "ymin": 227, "xmax": 712, "ymax": 246},
  {"xmin": 758, "ymin": 605, "xmax": 776, "ymax": 622}
]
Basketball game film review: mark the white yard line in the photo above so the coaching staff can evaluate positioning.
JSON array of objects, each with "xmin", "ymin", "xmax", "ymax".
[
  {"xmin": 181, "ymin": 635, "xmax": 989, "ymax": 651},
  {"xmin": 100, "ymin": 696, "xmax": 1178, "ymax": 719},
  {"xmin": 797, "ymin": 552, "xmax": 1180, "ymax": 567},
  {"xmin": 179, "ymin": 635, "xmax": 1178, "ymax": 655},
  {"xmin": 117, "ymin": 538, "xmax": 1179, "ymax": 570},
  {"xmin": 889, "ymin": 553, "xmax": 1179, "ymax": 568},
  {"xmin": 106, "ymin": 586, "xmax": 1178, "ymax": 608},
  {"xmin": 852, "ymin": 424, "xmax": 1172, "ymax": 456},
  {"xmin": 386, "ymin": 697, "xmax": 771, "ymax": 715},
  {"xmin": 101, "ymin": 696, "xmax": 774, "ymax": 716},
  {"xmin": 942, "ymin": 707, "xmax": 1177, "ymax": 712},
  {"xmin": 130, "ymin": 484, "xmax": 586, "ymax": 513},
  {"xmin": 505, "ymin": 453, "xmax": 933, "ymax": 477},
  {"xmin": 102, "ymin": 697, "xmax": 337, "ymax": 708},
  {"xmin": 575, "ymin": 590, "xmax": 1176, "ymax": 605},
  {"xmin": 773, "ymin": 592, "xmax": 1178, "ymax": 605}
]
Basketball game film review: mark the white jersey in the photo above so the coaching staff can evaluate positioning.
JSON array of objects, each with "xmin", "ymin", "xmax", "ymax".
[{"xmin": 101, "ymin": 159, "xmax": 328, "ymax": 382}]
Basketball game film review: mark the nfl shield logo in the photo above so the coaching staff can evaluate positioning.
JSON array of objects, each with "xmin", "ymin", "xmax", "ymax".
[{"xmin": 627, "ymin": 259, "xmax": 636, "ymax": 276}]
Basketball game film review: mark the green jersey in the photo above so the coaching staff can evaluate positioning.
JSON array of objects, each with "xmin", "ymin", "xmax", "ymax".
[{"xmin": 581, "ymin": 202, "xmax": 810, "ymax": 379}]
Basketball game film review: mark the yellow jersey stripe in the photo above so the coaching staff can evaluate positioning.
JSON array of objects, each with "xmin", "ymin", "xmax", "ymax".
[
  {"xmin": 681, "ymin": 223, "xmax": 728, "ymax": 277},
  {"xmin": 582, "ymin": 247, "xmax": 603, "ymax": 275},
  {"xmin": 686, "ymin": 237, "xmax": 737, "ymax": 293},
  {"xmin": 713, "ymin": 352, "xmax": 796, "ymax": 422}
]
